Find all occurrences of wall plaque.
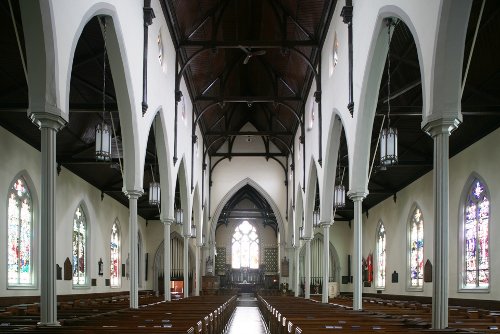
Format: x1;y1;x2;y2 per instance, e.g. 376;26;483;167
281;257;289;277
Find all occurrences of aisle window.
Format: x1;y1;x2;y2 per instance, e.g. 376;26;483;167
72;205;88;286
7;176;34;287
462;178;490;289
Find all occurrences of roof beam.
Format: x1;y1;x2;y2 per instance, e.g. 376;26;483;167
205;131;293;136
179;40;317;48
211;152;287;157
195;96;301;103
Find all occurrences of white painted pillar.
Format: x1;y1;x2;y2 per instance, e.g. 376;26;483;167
30;113;66;326
195;245;201;296
424;118;459;329
322;223;331;303
162;218;173;301
348;191;366;311
294;245;300;297
124;190;143;309
184;236;190;298
304;238;311;299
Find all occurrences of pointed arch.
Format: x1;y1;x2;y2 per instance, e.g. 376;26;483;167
153;107;173;220
406;202;424;291
176;157;191;235
299;232;340;282
192;184;202;244
304;158;319;238
72;201;90;287
110;218;121;288
375;220;386;289
294;185;304;246
351;7;426;194
152;231;195;295
66;7;141;191
210;178;285;245
458;172;490;291
321;112;345;223
6;171;38;288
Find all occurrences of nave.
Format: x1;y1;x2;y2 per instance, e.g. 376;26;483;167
2;291;500;333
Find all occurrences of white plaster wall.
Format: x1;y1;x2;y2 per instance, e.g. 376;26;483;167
356;126;500;300
0;125;147;297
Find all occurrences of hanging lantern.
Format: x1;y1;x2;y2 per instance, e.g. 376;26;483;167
191;224;197;238
299;226;304;240
312;209;320;228
95;122;112;161
380;127;398;167
334;184;346;208
175;208;183;225
291;233;295;247
379;18;398;169
148;181;160;206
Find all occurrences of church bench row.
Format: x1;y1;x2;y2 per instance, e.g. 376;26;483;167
258;295;496;334
0;295;236;334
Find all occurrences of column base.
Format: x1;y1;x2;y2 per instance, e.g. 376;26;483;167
37;321;61;327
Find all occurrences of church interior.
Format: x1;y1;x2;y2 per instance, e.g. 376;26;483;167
1;0;500;332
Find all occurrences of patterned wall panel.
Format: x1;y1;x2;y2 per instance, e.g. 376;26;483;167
215;247;226;274
264;248;278;273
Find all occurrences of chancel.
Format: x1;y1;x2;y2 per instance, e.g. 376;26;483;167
1;0;500;333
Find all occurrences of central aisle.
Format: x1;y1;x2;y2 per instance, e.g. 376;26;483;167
226;294;267;334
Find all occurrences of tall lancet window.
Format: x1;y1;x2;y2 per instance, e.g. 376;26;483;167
376;221;386;289
72;206;88;286
408;207;424;289
232;221;259;269
7;176;33;286
110;221;121;287
463;178;490;289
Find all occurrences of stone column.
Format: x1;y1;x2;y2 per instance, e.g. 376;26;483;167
162;218;173;301
195;244;201;296
304;238;312;299
184;236;190;298
294;245;300;297
124;190;143;309
30;112;66;327
424;118;460;329
321;222;331;303
348;191;367;311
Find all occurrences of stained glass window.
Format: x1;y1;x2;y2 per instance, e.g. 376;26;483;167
110;221;121;287
409;207;424;288
232;221;259;269
463;179;489;289
376;222;386;288
72;206;87;286
7;176;33;286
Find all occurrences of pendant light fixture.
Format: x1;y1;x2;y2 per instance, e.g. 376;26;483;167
380;18;398;168
312;209;320;228
148;116;160;206
334;152;346;208
95;18;112;162
175;208;183;225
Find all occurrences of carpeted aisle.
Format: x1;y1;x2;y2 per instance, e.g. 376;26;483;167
226;293;267;334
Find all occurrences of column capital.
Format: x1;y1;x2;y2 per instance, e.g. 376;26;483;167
422;117;461;137
320;220;332;227
161;218;174;225
123;189;144;199
348;190;368;201
302;237;313;242
29;111;67;131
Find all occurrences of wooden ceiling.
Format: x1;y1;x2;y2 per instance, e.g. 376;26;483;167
0;1;499;223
